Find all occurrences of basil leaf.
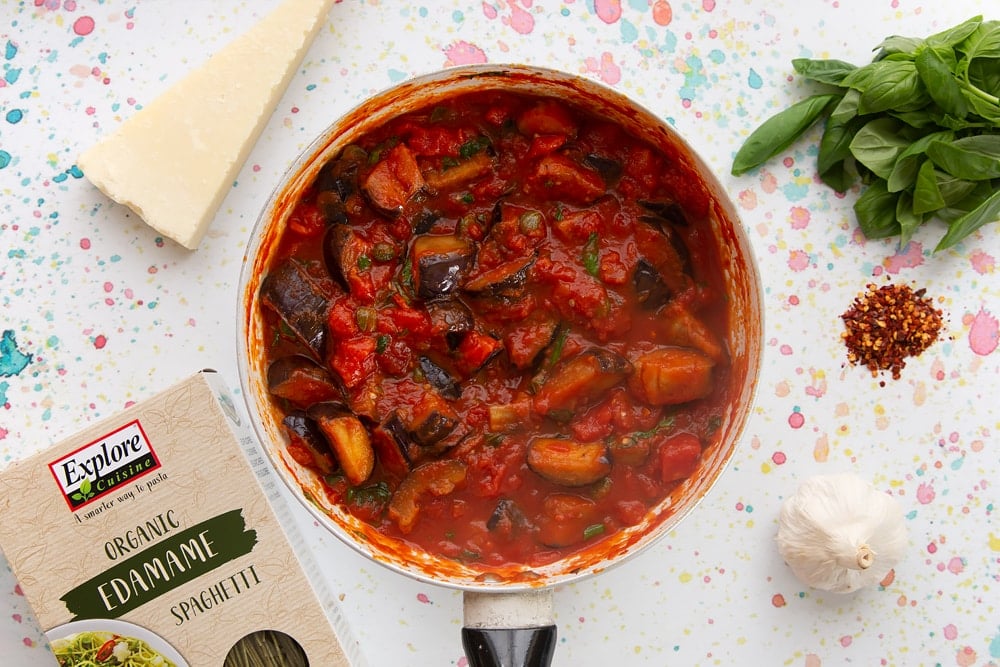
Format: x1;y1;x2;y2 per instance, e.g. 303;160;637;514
915;47;969;118
962;89;1000;123
913;160;946;214
927;15;982;49
935;188;1000;251
873;35;925;60
926;135;1000;179
959;20;1000;62
830;88;861;125
818;116;862;192
858;60;929;114
895;191;923;247
886;130;954;192
849;117;910;179
792;58;857;85
889;108;937;129
936;171;979;207
840;62;881;91
854;181;901;239
731;93;840;175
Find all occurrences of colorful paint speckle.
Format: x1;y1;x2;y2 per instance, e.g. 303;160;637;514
1;0;998;665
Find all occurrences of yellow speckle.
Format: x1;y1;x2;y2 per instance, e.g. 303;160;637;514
813;435;829;462
874;403;885;415
678;571;693;583
889;479;903;488
761;462;772;473
988;532;1000;552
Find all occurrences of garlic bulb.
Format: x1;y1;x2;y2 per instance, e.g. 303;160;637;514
776;473;907;593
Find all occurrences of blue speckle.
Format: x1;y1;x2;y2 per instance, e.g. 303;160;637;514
418;7;428;17
0;330;33;378
69;36;84;48
561;7;570;16
906;509;918;520
305;83;317;91
620;19;638;43
98;51;108;64
950;457;964;471
4;40;16;60
68;165;83;178
4;67;21;84
781;182;810;201
388;69;407;83
708;49;725;65
748;68;763;89
0;381;8;405
452;10;464;22
0;150;10;169
53;173;68;183
6;109;23;124
110;255;122;263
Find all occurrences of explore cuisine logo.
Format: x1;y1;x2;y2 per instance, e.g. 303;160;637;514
48;420;162;510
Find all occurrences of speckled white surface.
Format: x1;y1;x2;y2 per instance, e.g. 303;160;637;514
1;1;997;665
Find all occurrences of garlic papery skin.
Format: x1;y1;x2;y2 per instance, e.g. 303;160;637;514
776;473;908;593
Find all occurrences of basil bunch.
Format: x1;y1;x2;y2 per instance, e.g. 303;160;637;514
732;16;1000;251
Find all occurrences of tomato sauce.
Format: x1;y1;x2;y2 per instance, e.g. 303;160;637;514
257;89;733;569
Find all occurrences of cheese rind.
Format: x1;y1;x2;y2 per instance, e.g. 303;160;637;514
78;0;335;250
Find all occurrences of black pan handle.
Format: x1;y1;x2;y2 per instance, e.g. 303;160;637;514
462;589;556;667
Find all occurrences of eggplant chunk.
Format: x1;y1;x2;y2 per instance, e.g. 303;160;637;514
503;313;561;370
583;154;622;182
260;260;330;360
362;143;426;214
418;355;462;400
316;144;368;201
307;402;374;485
388;459;467;534
267;355;342;408
627;347;715;406
411;234;475;300
528;437;611;487
632;258;672;310
487;498;530;538
463;255;536;299
281;411;336;475
372;412;414;478
423;152;494;192
426;299;474;349
531;153;605;205
639;199;688;227
536;493;600;548
323;224;367;293
638;216;692;278
533;348;632;419
408;391;459;447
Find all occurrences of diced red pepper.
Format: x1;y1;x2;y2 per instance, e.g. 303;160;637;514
95;638;117;663
329;336;378;389
287;202;325;237
527;134;567;159
455;330;503;376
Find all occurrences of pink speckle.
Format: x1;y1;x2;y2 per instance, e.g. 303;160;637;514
771;593;786;607
947;557;965;574
584;52;622;85
482;2;498;19
252;164;261;172
969;249;995;274
772;451;787;465
782;157;794;168
943;624;958;640
14;585;23;596
928;542;937;554
882;241;925;273
85;105;95;115
789;206;810;229
64;0;76;9
702;0;716;10
102;281;113;293
416;592;432;604
458;658;469;667
22;637;34;648
917;482;935;505
805;655;821;667
956;646;977;667
93;334;107;349
760;172;778;194
11;614;21;623
72;15;95;36
788;411;804;429
967;307;998;356
840;635;852;648
79;238;91;250
594;0;622;23
443;40;488;67
737;188;758;210
779;344;793;355
651;0;673;25
788;249;810;271
501;0;535;35
788;295;800;306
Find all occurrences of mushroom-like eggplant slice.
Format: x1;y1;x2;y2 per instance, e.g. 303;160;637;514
527;437;612;487
322;224;369;293
281;411;336;475
307;402;375;486
417;355;462;400
503;313;561;371
583;153;622;183
627;347;715;406
259;260;330;361
267;355;342;409
362;143;426;215
388;459;467;534
639;199;688;227
411;234;475;300
407;391;459;447
532;348;632;419
463;254;536;300
316;144;367;201
426;299;474;349
371;412;414;479
632;258;672;311
487;498;530;538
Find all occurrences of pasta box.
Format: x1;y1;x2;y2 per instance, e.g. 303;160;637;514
0;370;362;666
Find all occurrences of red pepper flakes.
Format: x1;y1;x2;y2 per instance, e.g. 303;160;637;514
840;282;944;382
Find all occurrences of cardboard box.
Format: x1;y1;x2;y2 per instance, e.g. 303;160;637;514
0;370;361;666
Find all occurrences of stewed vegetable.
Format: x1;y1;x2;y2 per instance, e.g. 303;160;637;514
257;89;733;568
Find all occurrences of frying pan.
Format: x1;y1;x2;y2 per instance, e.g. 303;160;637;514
236;64;763;667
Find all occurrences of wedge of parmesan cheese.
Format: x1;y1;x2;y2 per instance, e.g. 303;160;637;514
78;0;335;249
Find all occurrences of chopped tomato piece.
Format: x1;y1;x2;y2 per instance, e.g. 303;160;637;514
363;143;426;213
656;432;702;483
531;154;605;205
287;202;325;237
329;336;378;389
517;100;577;137
455;330;503;376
